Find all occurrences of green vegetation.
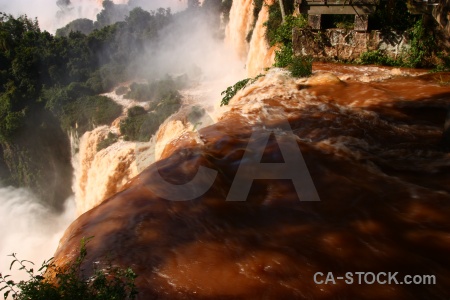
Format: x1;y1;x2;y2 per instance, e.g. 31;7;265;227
62;96;122;134
434;51;450;72
55;18;94;37
358;18;440;69
115;86;129;96
333;15;354;30
220;74;264;106
265;13;311;78
264;0;297;46
119;76;184;141
187;105;205;125
97;132;119;151
358;50;401;66
290;55;313;78
0;2;194;197
406;18;435;68
125;77;187;103
120;87;181;141
0;237;138;300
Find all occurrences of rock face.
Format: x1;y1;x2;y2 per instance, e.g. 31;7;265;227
0;110;73;210
410;0;450;39
54;69;450;299
293;28;409;61
433;0;450;39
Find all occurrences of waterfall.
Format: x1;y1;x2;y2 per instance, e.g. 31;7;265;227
246;0;276;77
224;0;255;61
224;0;275;77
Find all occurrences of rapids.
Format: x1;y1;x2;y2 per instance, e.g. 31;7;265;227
54;66;450;299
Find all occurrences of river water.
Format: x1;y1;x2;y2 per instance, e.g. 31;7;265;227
54;64;450;299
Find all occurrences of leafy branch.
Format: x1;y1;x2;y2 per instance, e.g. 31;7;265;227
1;237;138;300
220;74;264;106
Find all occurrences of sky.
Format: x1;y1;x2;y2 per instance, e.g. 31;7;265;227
0;0;189;33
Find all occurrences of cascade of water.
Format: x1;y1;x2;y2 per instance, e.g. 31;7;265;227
224;0;255;61
246;0;276;77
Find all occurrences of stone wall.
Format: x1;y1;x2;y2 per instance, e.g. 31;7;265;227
292;28;410;62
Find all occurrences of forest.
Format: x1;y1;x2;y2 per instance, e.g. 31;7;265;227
0;0;223;206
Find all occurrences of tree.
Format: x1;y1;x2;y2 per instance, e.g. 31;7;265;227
188;0;200;8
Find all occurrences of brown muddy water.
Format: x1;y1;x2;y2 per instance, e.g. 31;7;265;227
54;64;450;299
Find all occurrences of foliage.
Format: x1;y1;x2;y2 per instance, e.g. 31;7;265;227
333;15;354;30
60;95;123;134
358;50;402;66
264;10;310;78
433;51;450;72
0;237;138;300
274;45;293;68
290;55;313;78
370;0;418;31
120;91;181;141
95;0;130;28
97;132;119;151
0;3;219;198
274;46;312;77
405;18;435;68
55;19;94;37
266;14;307;47
358;19;437;68
220;74;264;106
125;77;188;103
115;86;129;96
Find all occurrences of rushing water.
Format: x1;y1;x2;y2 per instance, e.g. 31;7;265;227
54;66;450;299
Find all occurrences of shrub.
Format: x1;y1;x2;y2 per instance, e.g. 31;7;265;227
125;77;188;103
120;95;181;141
115;86;129;96
97;132;118;151
405;18;435;68
61;95;122;134
0;237;138;300
274;45;293;68
358;50;401;66
125;83;151;102
290;55;313;78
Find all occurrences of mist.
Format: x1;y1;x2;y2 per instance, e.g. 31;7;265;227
129;5;246;109
0;0;244;286
0;187;75;282
0;0;189;33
